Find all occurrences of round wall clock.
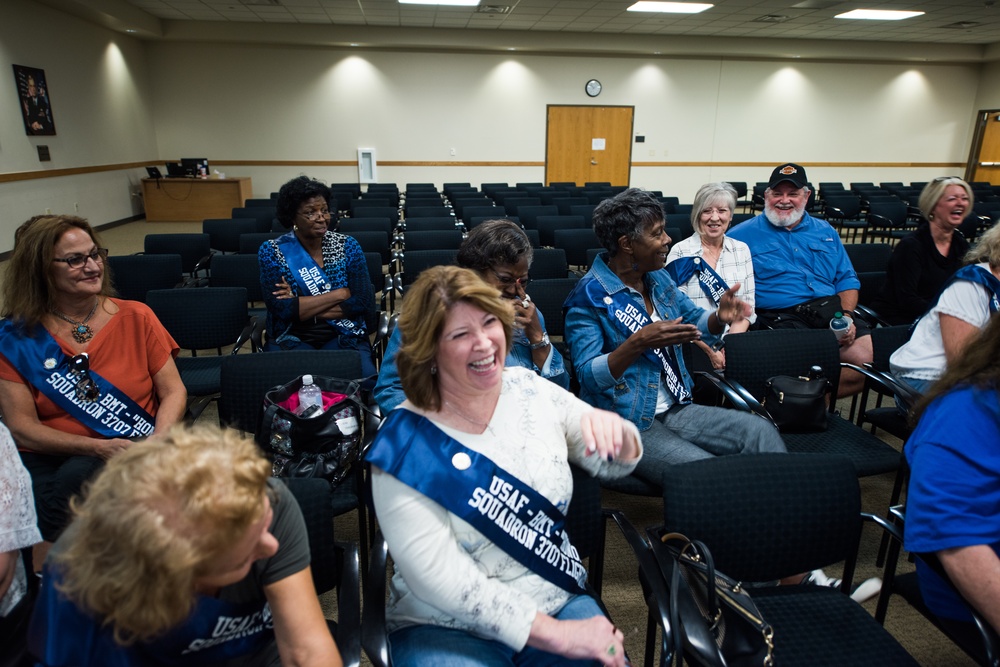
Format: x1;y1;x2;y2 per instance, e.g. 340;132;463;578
585;79;602;97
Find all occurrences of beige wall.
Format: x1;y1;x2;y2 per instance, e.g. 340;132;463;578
0;0;157;250
0;0;992;252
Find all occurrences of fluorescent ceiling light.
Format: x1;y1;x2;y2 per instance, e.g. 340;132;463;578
399;0;480;5
835;9;924;20
627;2;713;14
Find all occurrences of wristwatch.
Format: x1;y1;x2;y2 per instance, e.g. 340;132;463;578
529;332;550;350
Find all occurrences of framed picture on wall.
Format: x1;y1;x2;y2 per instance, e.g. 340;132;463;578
12;64;56;136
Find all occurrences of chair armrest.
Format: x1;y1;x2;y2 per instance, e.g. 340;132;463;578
845;362;919;411
696;372;776;427
192;251;215;278
361;531;391;667
335;539;362;667
824;205;845;220
852;304;890;328
231;316;259;355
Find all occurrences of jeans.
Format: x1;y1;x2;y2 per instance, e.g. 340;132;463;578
634;403;787;487
388;595;607;667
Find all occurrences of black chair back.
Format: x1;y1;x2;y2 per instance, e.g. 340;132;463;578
143;233;211;276
107;254;182;303
239;232;283;255
203;218;258;254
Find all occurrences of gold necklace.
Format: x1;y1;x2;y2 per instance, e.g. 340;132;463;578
444;400;495;436
52;300;99;344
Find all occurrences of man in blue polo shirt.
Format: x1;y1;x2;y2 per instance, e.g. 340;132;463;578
728;163;873;397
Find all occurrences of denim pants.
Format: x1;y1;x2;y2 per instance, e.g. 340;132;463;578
387;595;607;667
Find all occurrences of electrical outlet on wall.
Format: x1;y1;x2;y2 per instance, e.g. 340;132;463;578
450;148;456;156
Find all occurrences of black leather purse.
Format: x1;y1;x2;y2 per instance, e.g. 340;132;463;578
257;375;367;489
763;373;831;432
653;532;775;667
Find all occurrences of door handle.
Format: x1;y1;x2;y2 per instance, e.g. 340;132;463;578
590;159;598;165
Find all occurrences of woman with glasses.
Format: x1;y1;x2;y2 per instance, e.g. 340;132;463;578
258;176;377;379
872;177;973;325
374;219;569;412
0;215;186;554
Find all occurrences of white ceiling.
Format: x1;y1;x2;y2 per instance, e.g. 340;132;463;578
35;0;1000;61
118;0;1000;44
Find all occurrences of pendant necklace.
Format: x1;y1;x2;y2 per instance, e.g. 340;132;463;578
52;300;99;344
444;400;496;436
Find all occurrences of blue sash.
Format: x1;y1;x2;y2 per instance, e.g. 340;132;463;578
665;256;730;306
30;564;274;667
277;233;362;334
0;321;155;438
564;276;692;405
941;264;1000;313
366;409;588;595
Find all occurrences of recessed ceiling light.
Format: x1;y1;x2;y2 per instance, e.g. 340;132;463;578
627;2;713;14
399;0;479;5
125;28;137;32
835;9;924;20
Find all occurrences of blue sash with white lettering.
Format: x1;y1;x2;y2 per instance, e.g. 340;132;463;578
366;409;587;594
277;233;336;299
30;563;274;667
666;256;730;306
564;275;692;405
0;320;155;438
940;264;1000;313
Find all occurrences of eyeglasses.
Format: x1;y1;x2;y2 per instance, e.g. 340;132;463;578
68;353;100;403
52;247;107;270
297;208;331;222
491;269;530;288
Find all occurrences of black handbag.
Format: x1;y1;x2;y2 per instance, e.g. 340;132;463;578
654;532;774;667
256;375;366;489
763;373;831;432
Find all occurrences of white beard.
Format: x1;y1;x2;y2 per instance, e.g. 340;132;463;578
764;202;805;229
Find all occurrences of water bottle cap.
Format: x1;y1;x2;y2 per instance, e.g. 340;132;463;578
302;374;313;385
834;312;843;318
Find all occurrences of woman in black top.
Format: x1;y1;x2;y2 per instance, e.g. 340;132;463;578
872;177;972;325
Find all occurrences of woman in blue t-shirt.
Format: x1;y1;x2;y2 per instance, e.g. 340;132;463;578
905;314;1000;640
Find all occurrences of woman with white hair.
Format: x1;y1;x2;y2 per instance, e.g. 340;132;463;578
666;182;755;370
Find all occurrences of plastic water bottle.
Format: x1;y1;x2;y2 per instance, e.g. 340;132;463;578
829;312;850;341
297;375;324;417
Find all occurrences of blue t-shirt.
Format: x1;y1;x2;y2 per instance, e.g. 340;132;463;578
727;212;859;310
904;384;1000;622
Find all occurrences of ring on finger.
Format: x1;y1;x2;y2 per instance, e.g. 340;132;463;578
607;645;616;656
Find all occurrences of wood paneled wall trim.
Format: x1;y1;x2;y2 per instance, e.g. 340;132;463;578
0;160;966;183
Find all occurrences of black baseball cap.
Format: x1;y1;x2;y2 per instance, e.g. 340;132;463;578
768;163;808;189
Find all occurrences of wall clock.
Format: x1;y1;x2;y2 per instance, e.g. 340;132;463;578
585;79;602;97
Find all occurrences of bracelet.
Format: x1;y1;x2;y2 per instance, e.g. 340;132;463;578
529;332;551;350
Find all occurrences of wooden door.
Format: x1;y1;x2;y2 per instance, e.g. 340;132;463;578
969;109;1000;184
546;105;634;186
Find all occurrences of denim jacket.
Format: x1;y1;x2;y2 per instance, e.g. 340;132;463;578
373;311;569;413
564;253;718;432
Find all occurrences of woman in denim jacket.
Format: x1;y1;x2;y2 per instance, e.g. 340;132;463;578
565;189;785;488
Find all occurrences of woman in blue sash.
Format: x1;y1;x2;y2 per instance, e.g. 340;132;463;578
0;216;186;551
665;182;754;370
374;219;569;412
564;188;786;488
890;222;1000;398
258;176;377;378
27;424;343;667
367;266;642;666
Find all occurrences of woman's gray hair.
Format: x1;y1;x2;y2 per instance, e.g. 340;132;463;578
965;221;1000;271
690;182;738;234
456;219;533;271
919;177;973;222
592;188;664;257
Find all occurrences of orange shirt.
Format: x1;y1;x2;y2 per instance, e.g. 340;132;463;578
0;299;179;440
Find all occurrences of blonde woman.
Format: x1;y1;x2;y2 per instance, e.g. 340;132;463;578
28;425;341;667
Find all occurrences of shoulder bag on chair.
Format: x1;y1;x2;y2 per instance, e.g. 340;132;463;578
653;532;774;667
762;372;831;433
257;375;367;489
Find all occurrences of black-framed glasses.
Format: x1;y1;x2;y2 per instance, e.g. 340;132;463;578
68;353;100;403
297;208;331;222
491;269;530;288
52;247;107;270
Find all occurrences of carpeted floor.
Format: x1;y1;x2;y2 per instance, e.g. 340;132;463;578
43;219;978;666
